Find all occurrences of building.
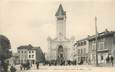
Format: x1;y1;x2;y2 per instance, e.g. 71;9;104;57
74;29;115;65
74;38;89;64
17;44;45;64
88;29;115;65
47;4;75;65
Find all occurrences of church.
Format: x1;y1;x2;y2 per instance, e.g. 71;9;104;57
47;4;75;65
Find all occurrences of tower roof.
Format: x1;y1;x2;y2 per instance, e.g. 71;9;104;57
55;4;66;16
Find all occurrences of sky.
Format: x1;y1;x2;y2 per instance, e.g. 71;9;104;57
0;0;115;53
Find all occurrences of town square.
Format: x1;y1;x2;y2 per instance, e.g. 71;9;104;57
0;0;115;72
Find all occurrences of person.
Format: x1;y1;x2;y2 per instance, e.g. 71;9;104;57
36;62;39;69
106;56;109;64
26;61;30;70
110;56;114;66
20;64;23;70
10;66;16;72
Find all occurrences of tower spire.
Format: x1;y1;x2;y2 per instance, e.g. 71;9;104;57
55;4;66;40
55;4;66;16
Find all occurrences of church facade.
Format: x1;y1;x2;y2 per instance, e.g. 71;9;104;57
47;4;75;65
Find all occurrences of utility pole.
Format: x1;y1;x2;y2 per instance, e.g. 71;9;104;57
95;16;98;66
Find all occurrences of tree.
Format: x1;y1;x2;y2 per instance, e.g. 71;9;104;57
36;47;45;63
0;35;12;72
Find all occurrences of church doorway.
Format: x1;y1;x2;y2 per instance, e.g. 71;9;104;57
56;45;65;65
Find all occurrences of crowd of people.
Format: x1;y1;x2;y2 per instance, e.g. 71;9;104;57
19;61;40;71
0;56;114;72
106;55;114;66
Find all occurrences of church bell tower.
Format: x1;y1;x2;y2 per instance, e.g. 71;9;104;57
47;4;75;64
55;4;66;40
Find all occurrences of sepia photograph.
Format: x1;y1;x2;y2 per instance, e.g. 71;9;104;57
0;0;115;72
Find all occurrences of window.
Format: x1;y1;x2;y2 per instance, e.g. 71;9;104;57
29;55;31;58
25;51;26;53
84;48;86;54
32;51;34;53
78;49;80;55
77;42;80;46
92;44;96;51
100;38;104;42
32;55;34;58
84;41;86;45
81;49;83;54
18;51;20;53
22;51;23;53
98;42;104;50
29;51;31;53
